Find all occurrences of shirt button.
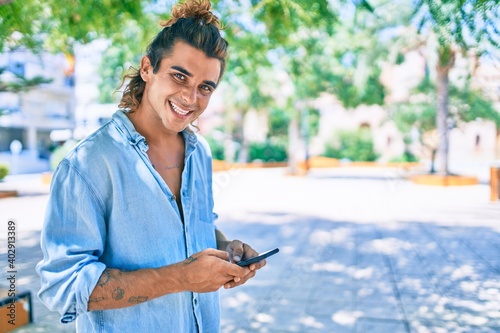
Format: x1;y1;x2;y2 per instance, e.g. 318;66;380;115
171;195;176;201
194;298;198;305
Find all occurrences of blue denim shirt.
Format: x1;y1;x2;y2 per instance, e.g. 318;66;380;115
36;110;220;332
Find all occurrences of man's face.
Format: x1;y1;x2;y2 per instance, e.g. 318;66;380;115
139;41;221;133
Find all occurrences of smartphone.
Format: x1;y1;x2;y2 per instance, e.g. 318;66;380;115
236;248;279;267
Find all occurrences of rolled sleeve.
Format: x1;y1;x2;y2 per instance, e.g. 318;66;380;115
36;160;107;322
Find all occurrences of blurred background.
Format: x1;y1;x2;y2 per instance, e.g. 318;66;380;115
0;0;499;181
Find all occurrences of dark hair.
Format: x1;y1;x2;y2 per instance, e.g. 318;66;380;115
118;0;228;112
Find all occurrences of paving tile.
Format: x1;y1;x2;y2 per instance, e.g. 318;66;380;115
409;319;470;333
355;301;405;321
355;318;409;333
307;299;354;317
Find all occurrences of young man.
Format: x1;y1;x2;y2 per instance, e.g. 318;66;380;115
36;1;265;331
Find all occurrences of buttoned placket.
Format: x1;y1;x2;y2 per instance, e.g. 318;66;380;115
127;126;204;332
180;132;198;254
181;132;203;333
129;135;186;222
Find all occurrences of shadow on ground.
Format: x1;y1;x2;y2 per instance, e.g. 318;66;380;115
2;213;499;332
218;212;500;333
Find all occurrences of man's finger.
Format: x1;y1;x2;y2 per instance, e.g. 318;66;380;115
204;248;230;261
232;242;245;262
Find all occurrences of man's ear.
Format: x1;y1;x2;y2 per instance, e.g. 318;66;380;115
140;56;152;81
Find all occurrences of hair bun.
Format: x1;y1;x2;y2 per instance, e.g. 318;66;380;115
161;0;221;29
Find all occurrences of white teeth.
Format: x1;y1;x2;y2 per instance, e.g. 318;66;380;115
170;101;190;116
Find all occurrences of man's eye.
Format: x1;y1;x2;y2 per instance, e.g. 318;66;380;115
174;73;185;80
200;85;213;94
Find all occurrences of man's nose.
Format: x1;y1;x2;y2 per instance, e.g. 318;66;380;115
181;86;197;105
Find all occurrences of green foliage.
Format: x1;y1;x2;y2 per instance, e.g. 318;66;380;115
412;0;500;52
0;0;149;105
297;9;389;109
268;108;290;138
0;67;52;93
0;163;9;180
329;70;386;108
249;0;337;47
97;19;156;103
215;0;364;151
450;86;500;128
204;135;225;161
49;140;77;171
360;68;386;106
389;152;419;163
306;107;320;138
0;0;145;53
323;129;379;162
392;79;500;144
0;1;46;50
248;141;287;163
397;0;500;173
222;30;273;111
391;102;436;137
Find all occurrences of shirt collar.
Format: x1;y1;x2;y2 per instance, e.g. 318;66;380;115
112;110;198;152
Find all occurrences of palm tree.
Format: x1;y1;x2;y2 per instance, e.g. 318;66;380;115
410;0;500;174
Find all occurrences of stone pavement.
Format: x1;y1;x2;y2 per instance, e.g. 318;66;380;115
1;167;500;332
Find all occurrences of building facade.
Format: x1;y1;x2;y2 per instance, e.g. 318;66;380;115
0;48;75;159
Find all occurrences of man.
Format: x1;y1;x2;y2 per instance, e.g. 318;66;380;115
36;1;265;331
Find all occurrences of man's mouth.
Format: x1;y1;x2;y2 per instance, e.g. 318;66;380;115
169;101;191;116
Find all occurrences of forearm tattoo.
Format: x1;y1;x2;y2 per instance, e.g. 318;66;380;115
97;269;111;287
91;268;150;306
112;287;125;300
128;296;148;304
88;297;105;303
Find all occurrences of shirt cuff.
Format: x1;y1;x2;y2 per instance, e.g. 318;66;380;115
61;261;107;323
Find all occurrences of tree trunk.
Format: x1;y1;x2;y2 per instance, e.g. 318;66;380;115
430;148;437;174
232;109;247;163
435;47;455;175
287;116;301;175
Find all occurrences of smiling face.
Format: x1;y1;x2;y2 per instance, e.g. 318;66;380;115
137;41;221;134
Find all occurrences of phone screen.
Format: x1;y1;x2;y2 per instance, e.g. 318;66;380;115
236;248;279;267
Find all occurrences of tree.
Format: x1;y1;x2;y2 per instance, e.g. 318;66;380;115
406;0;500;174
0;67;52;93
0;65;53;116
392;77;500;173
0;0;145;54
211;10;274;162
213;0;383;169
97;19;159;104
0;0;149;117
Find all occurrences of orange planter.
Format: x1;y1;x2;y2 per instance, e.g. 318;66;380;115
491;167;500;201
0;191;17;199
410;174;479;186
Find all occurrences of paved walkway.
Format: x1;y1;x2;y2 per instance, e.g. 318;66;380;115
1;167;499;332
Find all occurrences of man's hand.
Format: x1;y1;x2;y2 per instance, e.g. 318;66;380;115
180;248;250;293
224;240;266;289
88;248;249;311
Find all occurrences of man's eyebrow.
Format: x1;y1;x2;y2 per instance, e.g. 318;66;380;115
171;66;192;77
171;65;218;89
204;80;217;89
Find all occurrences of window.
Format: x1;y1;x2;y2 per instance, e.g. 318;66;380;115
9;61;25;77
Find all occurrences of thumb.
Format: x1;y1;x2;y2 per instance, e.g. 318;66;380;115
232;242;244;262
